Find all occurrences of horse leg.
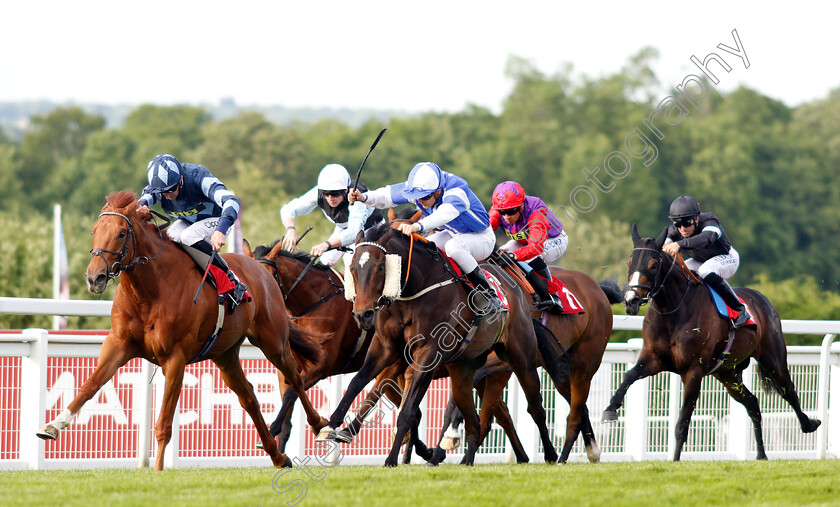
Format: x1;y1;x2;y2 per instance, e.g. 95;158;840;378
213;348;290;468
447;365;482;466
716;368;768;460
272;388;299;454
469;371;511;463
673;368;703;462
264;337;328;435
558;371;597;464
550;374;599;463
334;360;406;443
37;336;136;441
429;397;462;466
603;355;662;421
153;359;187;471
320;337;399;440
383;369;434;467
511;365;558;463
755;351;821;433
492;400;529;463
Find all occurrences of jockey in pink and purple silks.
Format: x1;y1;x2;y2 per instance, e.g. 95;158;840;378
490;181;568;312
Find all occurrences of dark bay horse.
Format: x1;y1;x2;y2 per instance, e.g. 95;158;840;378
35;191;327;470
243;239;374;452
431;265;622;464
602;224;820;460
246;239;526;463
316;222;569;466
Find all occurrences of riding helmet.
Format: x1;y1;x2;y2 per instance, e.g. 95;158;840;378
491;181;526;210
146;154;182;193
317;164;352;191
402;162;443;200
668;195;701;220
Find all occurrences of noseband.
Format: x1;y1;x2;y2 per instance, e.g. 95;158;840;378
627;246;690;315
90;211;162;282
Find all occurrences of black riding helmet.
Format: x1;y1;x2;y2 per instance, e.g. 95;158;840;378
668;195;701;221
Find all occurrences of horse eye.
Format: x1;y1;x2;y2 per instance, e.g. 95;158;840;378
118;230;127;238
377;263;384;272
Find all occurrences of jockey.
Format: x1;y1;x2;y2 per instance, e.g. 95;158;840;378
280;163;384;269
662;195;749;328
137;154;247;305
490;181;568;312
348;162;502;316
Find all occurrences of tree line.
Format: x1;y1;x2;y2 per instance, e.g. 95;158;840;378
1;50;839;342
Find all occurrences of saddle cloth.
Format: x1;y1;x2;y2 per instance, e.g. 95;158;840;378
545;277;585;315
706;284;756;327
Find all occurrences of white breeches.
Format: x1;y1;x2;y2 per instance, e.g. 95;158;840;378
427;227;496;273
167;217;221;245
684;247;740;280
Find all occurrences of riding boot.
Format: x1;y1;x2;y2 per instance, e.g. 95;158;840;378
465;267;503;319
211;251;248;306
526;269;564;313
526;258;564;313
704;272;748;328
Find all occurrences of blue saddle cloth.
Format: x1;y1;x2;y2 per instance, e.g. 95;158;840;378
705;284;730;319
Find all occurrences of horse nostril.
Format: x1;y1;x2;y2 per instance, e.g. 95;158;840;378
362;310;374;321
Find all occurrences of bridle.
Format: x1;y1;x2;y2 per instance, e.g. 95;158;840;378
257;255;345;317
627;246;694;315
90;211;164;283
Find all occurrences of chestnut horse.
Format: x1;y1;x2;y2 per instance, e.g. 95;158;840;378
35;191;327;470
316;222;569;466
602;224;820;460
431;265;621;464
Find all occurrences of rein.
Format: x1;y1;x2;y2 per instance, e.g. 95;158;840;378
90;211;165;283
258;255;345;317
628;246;696;316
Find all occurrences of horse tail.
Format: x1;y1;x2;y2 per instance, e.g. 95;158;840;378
755;362;785;396
599;278;623;305
532;318;571;388
287;323;324;370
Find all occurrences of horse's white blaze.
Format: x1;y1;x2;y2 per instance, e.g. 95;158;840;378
625;272;641;302
358;251;370;268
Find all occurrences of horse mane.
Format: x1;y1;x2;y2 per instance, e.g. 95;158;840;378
253;240;331;271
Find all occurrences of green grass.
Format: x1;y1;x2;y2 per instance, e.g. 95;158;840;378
2;460;840;506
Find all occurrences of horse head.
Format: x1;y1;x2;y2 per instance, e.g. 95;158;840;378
346;224;408;330
623;223;668;314
86;191;151;294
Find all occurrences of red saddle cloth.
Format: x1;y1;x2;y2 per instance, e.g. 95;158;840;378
207;264;251;300
546;277;585;315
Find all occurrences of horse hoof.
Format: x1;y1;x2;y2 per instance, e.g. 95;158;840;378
256;441;263;450
804;419;821;433
314;416;329;433
602;410;618;422
36;425;58;440
383;459;398;468
279;455;293;468
425;461;440;467
440;436;461;451
586;444;602;463
334;429;354;444
315;426;335;442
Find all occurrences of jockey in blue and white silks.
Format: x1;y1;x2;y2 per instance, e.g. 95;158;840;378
348;162;502;315
280;164;384;268
137;154;247;304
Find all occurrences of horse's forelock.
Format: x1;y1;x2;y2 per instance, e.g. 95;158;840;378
104;191;138;214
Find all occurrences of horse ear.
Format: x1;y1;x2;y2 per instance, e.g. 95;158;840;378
268;240;284;258
356;230;365;244
631;223;641;245
387;208;397;221
654;226;669;249
410;210;423;223
242;238;253;258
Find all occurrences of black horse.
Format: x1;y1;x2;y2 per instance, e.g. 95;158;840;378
602;224;820;460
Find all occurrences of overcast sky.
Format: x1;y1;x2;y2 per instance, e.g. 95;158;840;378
2;1;838;113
